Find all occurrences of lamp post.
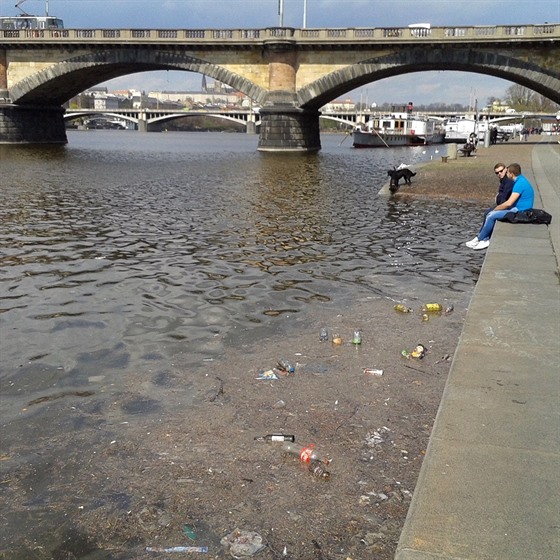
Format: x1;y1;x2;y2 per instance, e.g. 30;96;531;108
303;0;307;28
278;0;284;27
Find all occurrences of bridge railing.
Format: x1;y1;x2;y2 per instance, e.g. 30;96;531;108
1;24;558;42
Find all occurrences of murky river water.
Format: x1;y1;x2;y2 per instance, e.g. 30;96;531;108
0;130;491;558
1;131;484;413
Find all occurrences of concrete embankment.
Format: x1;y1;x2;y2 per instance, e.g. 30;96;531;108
395;138;560;560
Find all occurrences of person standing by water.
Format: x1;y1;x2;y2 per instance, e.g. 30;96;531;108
466;162;535;250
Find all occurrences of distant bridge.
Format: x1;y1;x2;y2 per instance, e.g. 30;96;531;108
64;108;263;132
1;24;559;150
64;108;557;133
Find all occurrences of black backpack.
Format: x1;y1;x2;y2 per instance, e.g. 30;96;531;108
500;208;552;225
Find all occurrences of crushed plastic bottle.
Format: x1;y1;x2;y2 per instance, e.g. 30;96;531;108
282;442;331;465
332;333;343;345
394;303;413;313
421;303;443;313
308;460;331;480
319;327;329;342
254;434;295;443
276;359;295;374
256;369;280;380
445;304;454;313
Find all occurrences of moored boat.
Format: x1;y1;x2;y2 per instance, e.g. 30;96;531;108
353;104;446;148
443;115;479;143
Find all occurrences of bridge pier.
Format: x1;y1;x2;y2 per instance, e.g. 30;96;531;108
246;121;256;134
258;106;321;152
0;104;67;144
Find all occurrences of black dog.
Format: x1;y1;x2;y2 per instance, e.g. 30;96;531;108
388;167;416;193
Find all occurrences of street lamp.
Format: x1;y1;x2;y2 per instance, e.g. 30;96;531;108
278;0;284;26
303;0;307;28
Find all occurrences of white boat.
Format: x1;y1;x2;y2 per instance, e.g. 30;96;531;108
443;115;480;143
443;114;524;143
353;105;446;148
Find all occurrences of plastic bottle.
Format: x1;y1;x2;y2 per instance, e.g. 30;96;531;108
332;333;342;345
421;303;443;313
308;460;331;480
276;359;295;374
282;442;331;465
352;330;362;344
394;303;413;313
445;304;454;314
254;434;295;443
319;327;329;342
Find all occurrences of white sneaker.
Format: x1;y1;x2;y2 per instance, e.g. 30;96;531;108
472;239;490;250
465;237;479;248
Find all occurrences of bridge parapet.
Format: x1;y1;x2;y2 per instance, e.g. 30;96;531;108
1;24;558;44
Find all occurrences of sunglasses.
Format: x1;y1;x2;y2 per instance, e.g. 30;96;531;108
495;168;505;174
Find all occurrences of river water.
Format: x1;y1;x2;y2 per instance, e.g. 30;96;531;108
1;130;491;557
1;131;484;414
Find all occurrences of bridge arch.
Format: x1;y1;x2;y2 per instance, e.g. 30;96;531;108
297;47;560;109
9;48;268;106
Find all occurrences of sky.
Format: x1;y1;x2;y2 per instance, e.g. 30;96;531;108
3;0;560;106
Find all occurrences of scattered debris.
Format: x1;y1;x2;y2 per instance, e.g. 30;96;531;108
365;427;391;447
402;344;426;359
256;369;279;380
363;368;384;377
27;391;94;406
146;546;208;553
221;528;266;558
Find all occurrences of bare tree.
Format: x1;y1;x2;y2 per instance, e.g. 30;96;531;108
505;84;533;109
505;84;559;112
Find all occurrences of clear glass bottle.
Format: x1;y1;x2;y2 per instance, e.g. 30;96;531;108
308;460;330;480
319;327;328;342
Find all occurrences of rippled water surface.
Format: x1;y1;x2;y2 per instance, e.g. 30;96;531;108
1;131;484;412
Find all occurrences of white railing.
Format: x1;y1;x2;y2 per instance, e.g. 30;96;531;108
0;24;558;43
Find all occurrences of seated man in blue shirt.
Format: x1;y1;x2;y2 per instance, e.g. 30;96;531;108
466;162;535;250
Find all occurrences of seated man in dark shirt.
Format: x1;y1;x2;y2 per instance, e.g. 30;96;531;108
467;162;514;239
493;162;514;205
466;163;534;250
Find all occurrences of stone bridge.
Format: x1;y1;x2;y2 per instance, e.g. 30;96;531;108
1;24;559;151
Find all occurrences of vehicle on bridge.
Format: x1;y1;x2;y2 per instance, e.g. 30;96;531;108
1;0;63;30
353;104;446;148
0;15;63;30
